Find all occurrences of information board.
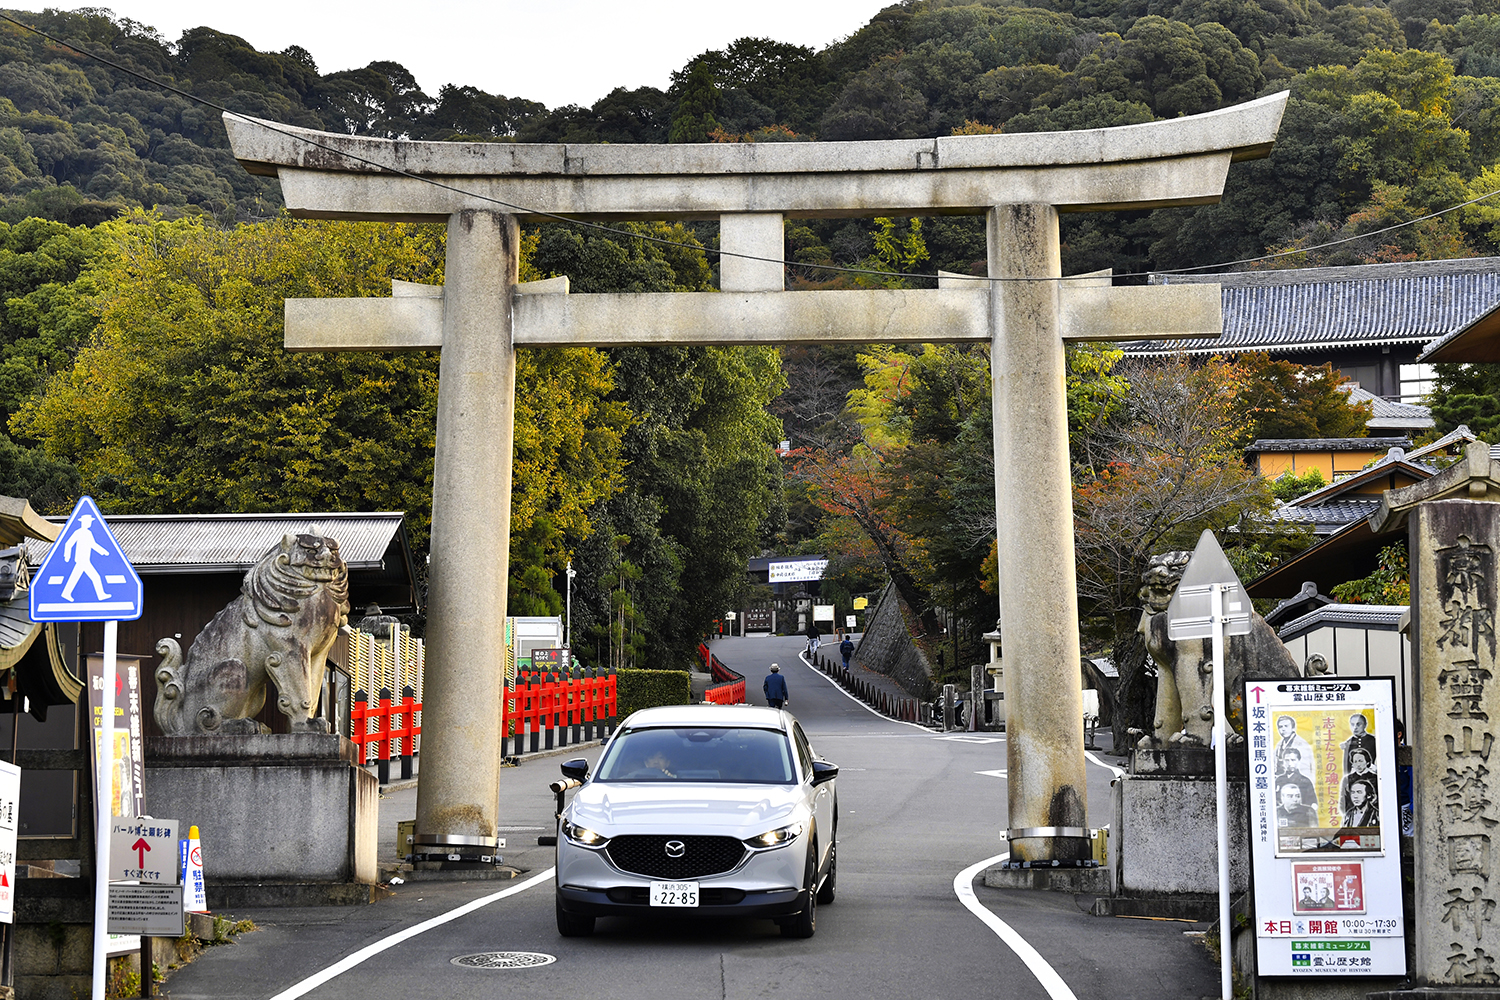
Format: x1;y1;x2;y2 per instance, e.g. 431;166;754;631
107;884;185;937
1247;677;1406;977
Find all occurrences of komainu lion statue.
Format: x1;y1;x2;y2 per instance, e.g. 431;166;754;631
1135;549;1300;749
154;534;350;736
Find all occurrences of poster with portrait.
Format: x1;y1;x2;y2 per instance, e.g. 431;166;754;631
1268;702;1382;856
1291;862;1366;916
1248;677;1405;978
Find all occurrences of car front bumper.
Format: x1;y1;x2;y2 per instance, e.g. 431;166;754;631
556;834;809;919
556;884;807;919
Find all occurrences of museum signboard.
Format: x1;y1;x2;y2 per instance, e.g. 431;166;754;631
1247;677;1406;977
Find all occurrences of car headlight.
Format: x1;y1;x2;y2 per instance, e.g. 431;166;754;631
561;819;610;848
744;822;804;849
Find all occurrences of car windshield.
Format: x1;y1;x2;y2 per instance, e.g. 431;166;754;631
595;727;796;784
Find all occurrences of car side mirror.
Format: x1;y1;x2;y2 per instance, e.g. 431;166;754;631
560;758;590;782
810;760;839;786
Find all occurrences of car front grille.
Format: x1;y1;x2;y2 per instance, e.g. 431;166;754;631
605;835;747;879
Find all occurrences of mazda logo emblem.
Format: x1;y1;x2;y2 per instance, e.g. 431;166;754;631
664;840;686;858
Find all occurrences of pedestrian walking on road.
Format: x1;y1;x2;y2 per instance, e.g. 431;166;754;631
839;635;854;669
804;622;821;657
764;663;788;710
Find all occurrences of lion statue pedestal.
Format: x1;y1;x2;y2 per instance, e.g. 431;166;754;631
143;732;380;905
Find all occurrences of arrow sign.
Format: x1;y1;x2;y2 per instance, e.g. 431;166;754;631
109;819;179;884
29;496;142;622
1165;529;1251;641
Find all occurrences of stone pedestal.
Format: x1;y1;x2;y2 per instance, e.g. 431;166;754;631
144;733;379;906
1092;750;1248;919
1408;500;1500;990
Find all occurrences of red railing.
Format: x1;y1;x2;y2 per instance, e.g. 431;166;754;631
698;643;746;704
352;685;422;782
503;666;618;756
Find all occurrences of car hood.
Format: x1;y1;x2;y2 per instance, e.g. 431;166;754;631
568;781;806;838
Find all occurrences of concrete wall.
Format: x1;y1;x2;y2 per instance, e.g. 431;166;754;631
853;584;933;698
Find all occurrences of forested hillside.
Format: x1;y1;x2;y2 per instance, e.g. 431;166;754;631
6;1;1500;271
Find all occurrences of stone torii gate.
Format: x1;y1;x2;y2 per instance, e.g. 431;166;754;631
226;92;1286;864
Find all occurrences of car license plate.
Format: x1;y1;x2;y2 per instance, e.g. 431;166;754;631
649;881;699;907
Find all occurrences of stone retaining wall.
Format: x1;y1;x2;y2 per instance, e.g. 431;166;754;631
853;583;933;698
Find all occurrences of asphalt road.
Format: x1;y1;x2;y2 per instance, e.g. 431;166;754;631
159;635;1218;999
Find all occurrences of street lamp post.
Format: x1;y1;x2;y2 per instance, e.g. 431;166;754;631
565;560;577;648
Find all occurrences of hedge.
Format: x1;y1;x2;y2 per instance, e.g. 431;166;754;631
615;668;692;718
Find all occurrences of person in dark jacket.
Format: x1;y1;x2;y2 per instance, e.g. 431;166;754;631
764;663;788;709
804;623;821;657
839;635;855;669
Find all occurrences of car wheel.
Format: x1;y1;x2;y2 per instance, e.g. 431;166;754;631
782;841;817;939
816;838;837;905
556;894;595;937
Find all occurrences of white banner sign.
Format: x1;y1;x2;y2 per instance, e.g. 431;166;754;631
1247;678;1405;977
768;560;828;583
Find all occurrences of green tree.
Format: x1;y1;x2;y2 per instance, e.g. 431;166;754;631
668;61;721;144
528;220;785;667
1427;362;1500;437
1227;354;1374;448
13;215;629;570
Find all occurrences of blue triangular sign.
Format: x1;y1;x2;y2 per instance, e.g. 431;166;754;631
29;497;142;622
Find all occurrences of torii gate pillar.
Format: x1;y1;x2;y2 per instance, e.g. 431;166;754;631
416;210;518;855
990;203;1087;858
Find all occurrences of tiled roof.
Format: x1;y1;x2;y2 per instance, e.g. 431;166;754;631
1344;385;1433;430
1276;604;1407;639
1274;498;1382;534
1124;257;1500;355
1247;437;1408;452
20;512;407;573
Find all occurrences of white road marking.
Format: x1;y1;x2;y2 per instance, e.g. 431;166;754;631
948;745;1123;996
797;650;933;732
1084;749;1126;779
266;867;555;1000
954;852;1079;1000
936;735;1003;744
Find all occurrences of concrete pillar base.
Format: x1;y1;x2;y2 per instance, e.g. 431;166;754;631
983;865;1112;894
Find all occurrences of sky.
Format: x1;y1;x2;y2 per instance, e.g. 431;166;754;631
7;1;894;109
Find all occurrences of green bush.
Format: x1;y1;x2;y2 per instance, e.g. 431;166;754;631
615;669;692;718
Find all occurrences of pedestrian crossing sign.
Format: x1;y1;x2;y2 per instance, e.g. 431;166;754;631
29;496;142;622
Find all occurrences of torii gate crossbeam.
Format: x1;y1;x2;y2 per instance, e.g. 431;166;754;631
226;93;1287;864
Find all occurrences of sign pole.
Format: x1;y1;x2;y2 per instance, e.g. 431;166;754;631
92;618;117;1000
1212;582;1231;1000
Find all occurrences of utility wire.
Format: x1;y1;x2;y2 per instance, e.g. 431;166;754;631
5;10;1500;285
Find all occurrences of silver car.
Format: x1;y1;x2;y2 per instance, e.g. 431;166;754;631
554;704;839;938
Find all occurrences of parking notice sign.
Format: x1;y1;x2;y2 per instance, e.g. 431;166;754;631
29;496;142;622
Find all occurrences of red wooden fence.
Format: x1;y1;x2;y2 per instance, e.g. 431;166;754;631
698;643;746;704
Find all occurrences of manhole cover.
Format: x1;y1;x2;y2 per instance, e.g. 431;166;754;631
451;951;557;970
